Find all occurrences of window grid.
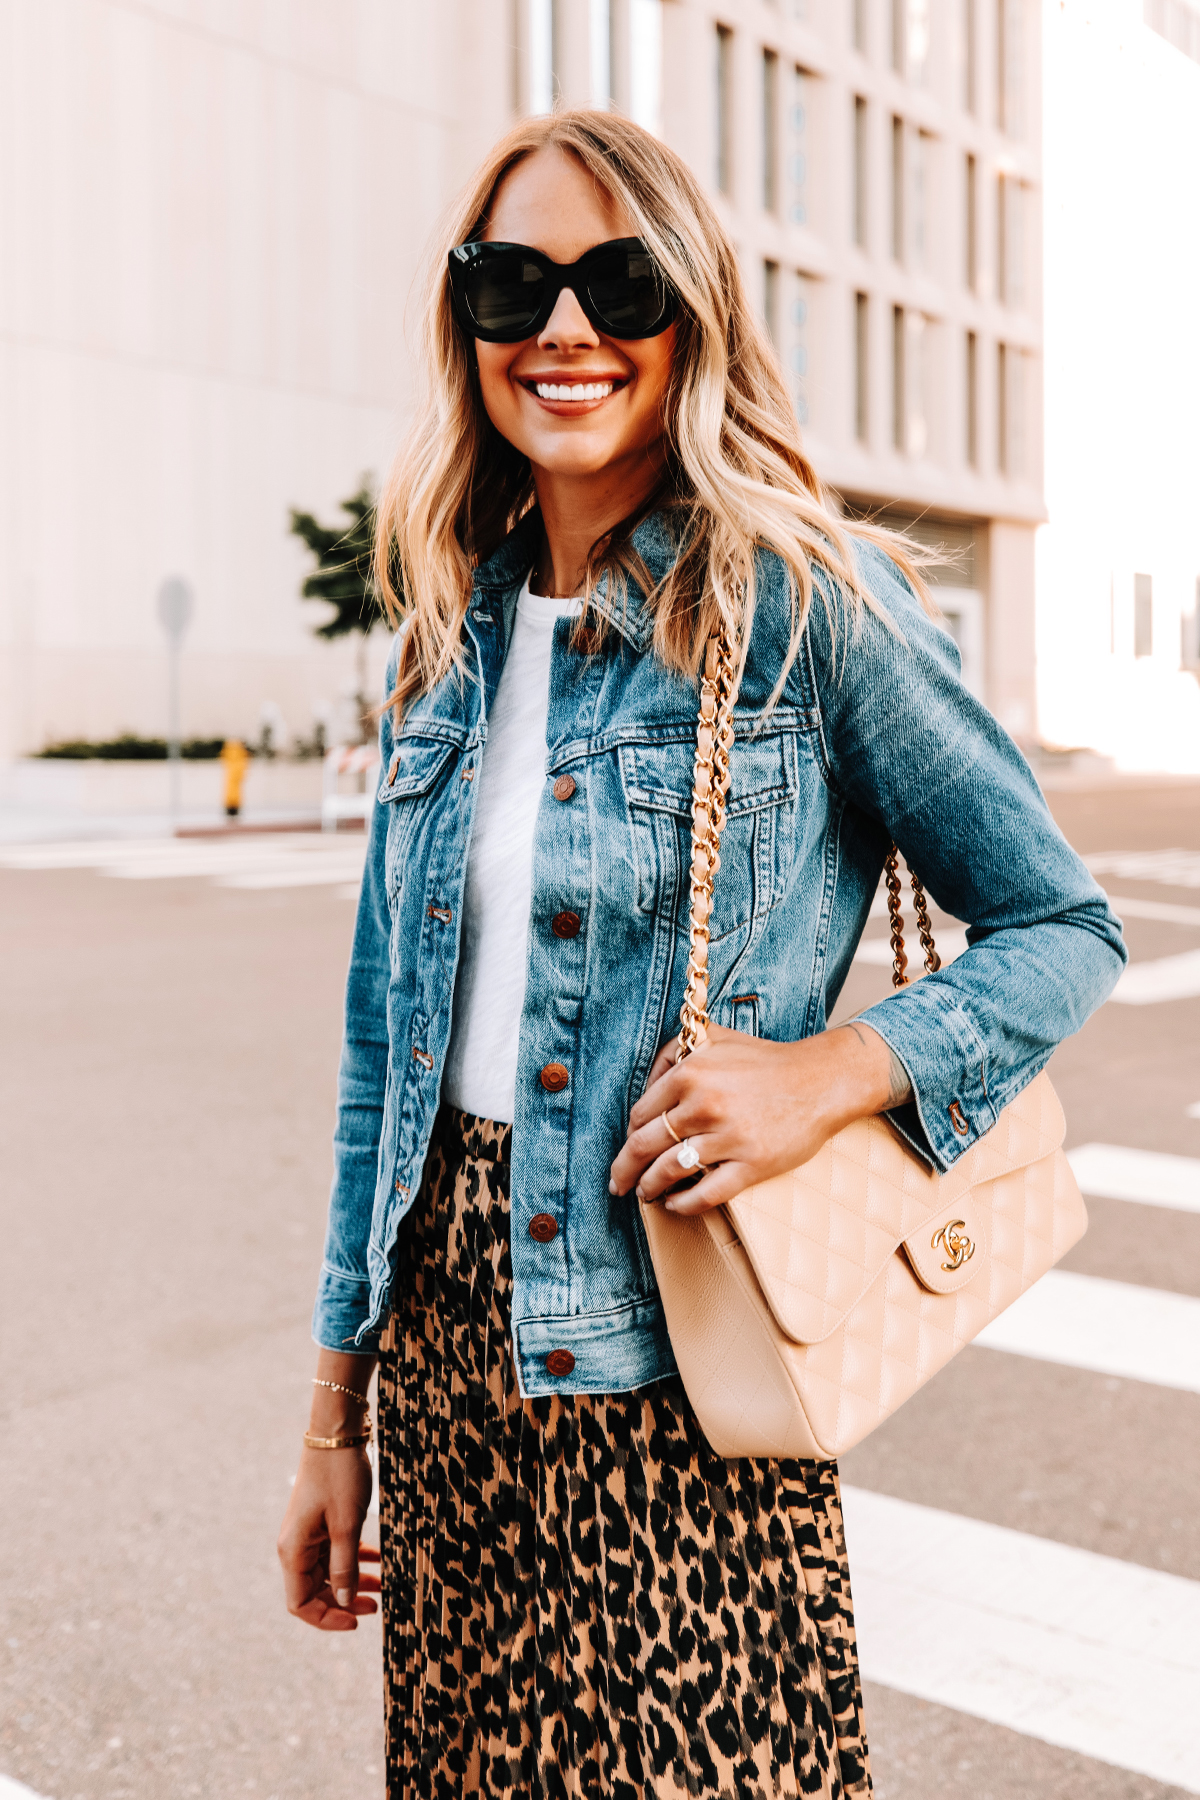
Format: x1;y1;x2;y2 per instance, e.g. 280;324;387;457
893;304;906;450
763;50;779;213
1134;574;1154;658
853;96;868;246
855;292;870;442
716;25;734;195
965;330;978;466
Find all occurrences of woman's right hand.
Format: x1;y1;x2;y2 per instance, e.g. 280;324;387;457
277;1351;380;1630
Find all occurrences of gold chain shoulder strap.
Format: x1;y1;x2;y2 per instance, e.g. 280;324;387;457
677;630;941;1060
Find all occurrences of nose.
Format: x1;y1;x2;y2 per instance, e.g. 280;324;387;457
537;286;600;350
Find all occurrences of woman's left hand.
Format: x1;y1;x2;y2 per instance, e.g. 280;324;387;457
609;1021;909;1214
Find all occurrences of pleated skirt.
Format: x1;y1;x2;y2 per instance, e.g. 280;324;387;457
376;1104;873;1800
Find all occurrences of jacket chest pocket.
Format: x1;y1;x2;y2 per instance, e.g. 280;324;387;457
618;731;799;940
378;736;458;903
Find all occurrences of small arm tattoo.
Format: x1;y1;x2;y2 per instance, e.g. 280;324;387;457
844;1022;914;1110
884;1047;914;1108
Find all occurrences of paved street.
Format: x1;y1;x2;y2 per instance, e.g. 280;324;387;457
2;779;1199;1800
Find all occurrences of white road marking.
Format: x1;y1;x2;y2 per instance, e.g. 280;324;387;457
854;928;969;967
1106;892;1200;926
1084;848;1200;889
974;1268;1200;1394
1110;948;1200;1004
0;834;367;892
1068;1143;1200;1212
843;1485;1200;1793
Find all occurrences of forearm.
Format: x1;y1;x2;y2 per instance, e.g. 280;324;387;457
822;1021;913;1127
308;1348;378;1437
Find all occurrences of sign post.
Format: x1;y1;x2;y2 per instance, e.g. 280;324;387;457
156;577;194;822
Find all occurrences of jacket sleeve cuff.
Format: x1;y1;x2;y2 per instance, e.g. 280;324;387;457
311;1263;382;1355
857;984;1002;1173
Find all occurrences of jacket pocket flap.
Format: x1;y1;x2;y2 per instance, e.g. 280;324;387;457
378;737;456;803
723;1070;1065;1344
620;733;796;819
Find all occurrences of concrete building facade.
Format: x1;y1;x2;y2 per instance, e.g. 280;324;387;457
1;0;1043;761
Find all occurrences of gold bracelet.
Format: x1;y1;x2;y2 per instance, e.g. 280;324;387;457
303;1429;372;1451
311;1377;370;1407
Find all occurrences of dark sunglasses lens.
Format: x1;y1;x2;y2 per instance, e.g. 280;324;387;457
586;247;670;335
464;251;545;336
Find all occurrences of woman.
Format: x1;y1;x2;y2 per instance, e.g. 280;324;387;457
278;111;1124;1797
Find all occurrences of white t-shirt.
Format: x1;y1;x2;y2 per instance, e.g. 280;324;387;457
441;576;581;1123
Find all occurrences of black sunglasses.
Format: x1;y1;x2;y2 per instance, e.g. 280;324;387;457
447;237;678;343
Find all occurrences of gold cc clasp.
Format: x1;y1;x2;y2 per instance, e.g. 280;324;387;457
932;1219;975;1272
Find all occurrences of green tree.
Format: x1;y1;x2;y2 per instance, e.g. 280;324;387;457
289;480;380;741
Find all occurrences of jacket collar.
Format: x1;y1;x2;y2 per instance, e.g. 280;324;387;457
472;506;681;656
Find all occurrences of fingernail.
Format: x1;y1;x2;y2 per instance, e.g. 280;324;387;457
608;1179;617;1194
635;1186;644;1201
336;1589;352;1608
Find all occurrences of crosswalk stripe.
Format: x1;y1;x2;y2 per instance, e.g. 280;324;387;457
1110;948;1200;1004
842;1484;1200;1792
0;835;367;891
1084;848;1200;888
854;929;969;967
1068;1143;1200;1212
1107;892;1200;926
975;1268;1200;1394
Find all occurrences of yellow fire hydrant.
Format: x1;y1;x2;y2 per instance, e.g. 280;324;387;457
220;738;250;818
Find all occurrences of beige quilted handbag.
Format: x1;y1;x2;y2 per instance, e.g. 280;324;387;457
639;634;1088;1460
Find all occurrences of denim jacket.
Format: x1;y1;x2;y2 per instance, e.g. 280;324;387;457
313;510;1125;1393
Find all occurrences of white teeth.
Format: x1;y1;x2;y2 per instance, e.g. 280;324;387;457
534;381;614;401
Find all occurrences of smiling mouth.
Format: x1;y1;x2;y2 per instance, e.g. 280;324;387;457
525;378;625;403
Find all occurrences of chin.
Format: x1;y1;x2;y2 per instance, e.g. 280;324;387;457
529;437;620;476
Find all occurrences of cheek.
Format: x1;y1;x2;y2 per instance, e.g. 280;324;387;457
475;348;519;430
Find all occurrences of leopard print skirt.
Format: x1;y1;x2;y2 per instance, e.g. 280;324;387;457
377;1105;872;1800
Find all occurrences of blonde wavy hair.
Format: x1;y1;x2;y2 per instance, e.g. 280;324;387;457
376;108;931;718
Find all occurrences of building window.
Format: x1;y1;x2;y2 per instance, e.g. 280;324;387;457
965;153;977;288
855;292;870;441
791;272;813;424
763;50;779;213
891;116;905;262
716;25;734;194
763;260;780;347
854;0;868;54
790;67;811;226
998;0;1025;136
997;342;1025;473
1134;574;1154;657
908;0;930;83
590;0;612;106
630;0;662;133
997;176;1024;308
1144;0;1200;68
964;0;977;112
853;96;868;245
911;130;930;268
965;330;978;465
893;305;906;450
529;0;555;114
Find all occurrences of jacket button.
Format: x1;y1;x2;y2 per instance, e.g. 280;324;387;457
528;1213;559;1242
546;1349;575;1377
551;910;581;939
552;774;576;801
540;1062;569;1092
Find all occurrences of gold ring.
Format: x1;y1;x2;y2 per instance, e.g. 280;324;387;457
660;1110;681;1145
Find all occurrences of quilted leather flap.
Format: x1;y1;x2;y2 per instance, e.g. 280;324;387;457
723;1071;1066;1345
